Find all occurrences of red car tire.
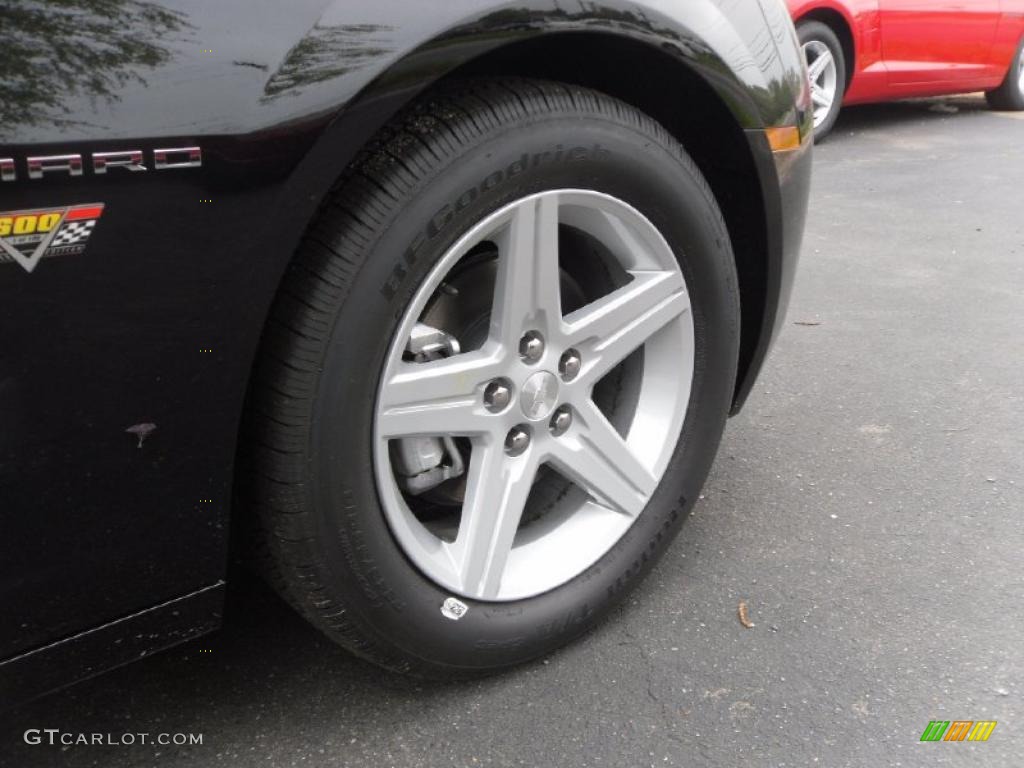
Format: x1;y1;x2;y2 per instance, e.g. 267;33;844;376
797;20;847;141
986;36;1024;111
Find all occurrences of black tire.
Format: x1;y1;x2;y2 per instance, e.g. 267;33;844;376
797;20;847;141
241;78;740;677
986;36;1024;110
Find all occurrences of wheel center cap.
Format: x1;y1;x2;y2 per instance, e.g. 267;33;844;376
520;371;559;421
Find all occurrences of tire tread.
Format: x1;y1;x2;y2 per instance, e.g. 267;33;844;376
240;77;732;676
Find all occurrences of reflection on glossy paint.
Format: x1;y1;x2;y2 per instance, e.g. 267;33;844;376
263;24;395;101
0;0;192;138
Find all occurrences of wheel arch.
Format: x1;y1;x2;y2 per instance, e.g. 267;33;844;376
794;5;856;92
439;34;770;409
270;28;776;411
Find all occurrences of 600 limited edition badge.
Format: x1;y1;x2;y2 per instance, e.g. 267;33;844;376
0;203;104;273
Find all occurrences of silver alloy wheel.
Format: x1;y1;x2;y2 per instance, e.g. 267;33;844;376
374;190;695;601
1018;45;1024;95
803;40;838;128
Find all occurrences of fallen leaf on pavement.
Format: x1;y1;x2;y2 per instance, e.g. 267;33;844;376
738;600;755;629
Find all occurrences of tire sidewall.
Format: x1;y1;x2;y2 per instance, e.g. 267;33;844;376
798;20;846;140
1005;36;1024;108
986;36;1024;110
308;111;739;671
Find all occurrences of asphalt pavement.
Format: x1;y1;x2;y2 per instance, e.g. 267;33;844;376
4;94;1022;768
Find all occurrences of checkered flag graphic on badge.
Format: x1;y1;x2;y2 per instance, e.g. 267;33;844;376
0;203;104;273
51;220;97;247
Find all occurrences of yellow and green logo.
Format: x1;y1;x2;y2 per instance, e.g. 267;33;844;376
920;720;997;742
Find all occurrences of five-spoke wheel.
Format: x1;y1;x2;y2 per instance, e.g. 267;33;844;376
376;191;694;600
246;78;740;676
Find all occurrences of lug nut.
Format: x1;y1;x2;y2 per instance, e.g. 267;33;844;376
559;349;581;381
519;331;545;363
549;406;572;437
505;425;531;456
483;380;511;412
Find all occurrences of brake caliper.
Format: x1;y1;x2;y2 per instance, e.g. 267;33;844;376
392;323;466;495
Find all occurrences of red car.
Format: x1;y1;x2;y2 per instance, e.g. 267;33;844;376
788;0;1024;138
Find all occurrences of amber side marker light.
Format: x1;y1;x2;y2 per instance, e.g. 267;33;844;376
766;125;803;153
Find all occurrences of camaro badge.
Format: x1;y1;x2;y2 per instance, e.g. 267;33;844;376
0;203;104;273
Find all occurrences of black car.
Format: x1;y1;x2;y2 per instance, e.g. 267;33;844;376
0;0;811;703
